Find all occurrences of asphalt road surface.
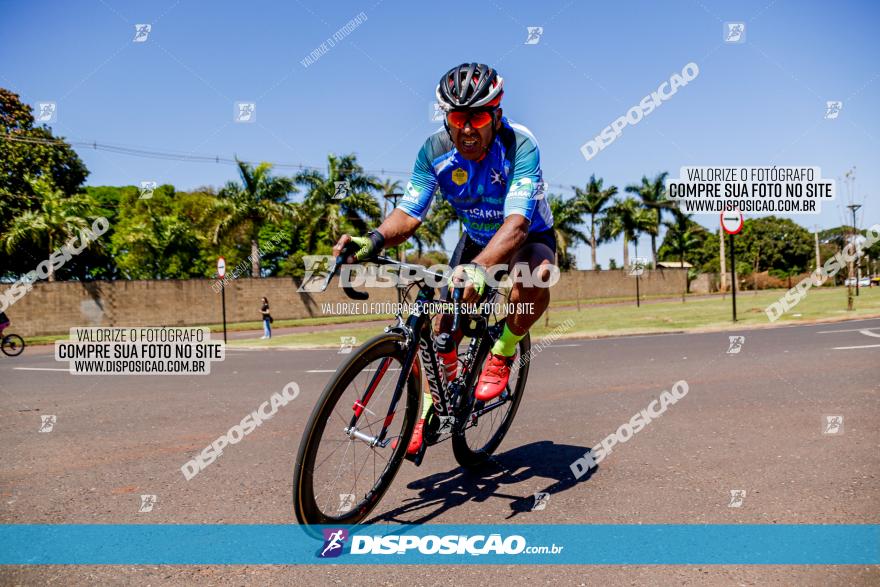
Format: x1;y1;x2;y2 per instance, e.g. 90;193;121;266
1;318;878;585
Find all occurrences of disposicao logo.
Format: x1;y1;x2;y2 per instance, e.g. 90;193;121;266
318;528;349;558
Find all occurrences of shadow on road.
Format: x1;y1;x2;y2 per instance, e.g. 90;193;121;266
368;440;597;524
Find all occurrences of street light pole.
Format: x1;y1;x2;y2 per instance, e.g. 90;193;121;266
634;240;641;307
847;204;862;297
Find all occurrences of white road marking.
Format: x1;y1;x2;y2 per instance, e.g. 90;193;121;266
817;327;880;334
832;344;880;350
13;367;69;372
858;329;880;338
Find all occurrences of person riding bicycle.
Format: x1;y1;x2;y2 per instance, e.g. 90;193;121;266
333;63;556;454
0;311;9;336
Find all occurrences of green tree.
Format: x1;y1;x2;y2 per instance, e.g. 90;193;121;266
740;216;813;275
659;210;705;298
213;160;299;277
625;172;672;265
376;178;402;217
601;197;655;269
574;174;617;270
412;198;455;259
2;176;102;281
1;88;91;277
547;193;589;271
294;154;382;253
109;185;215;279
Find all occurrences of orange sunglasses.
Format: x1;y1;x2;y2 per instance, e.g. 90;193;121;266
446;109;498;129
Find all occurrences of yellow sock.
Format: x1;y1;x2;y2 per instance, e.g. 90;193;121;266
420;391;432;418
491;323;525;357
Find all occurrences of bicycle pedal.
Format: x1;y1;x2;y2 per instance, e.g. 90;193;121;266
423;409;443;444
405;440;427;466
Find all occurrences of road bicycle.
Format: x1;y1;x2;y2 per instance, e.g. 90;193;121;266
293;249;531;525
1;331;25;357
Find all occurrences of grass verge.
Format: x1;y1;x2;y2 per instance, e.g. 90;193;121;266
229;286;880;348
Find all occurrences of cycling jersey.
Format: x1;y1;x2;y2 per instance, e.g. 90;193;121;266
397;117;554;246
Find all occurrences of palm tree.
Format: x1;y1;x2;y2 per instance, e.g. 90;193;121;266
626;172;672;265
3;176;99;281
601;197;655;269
213;160;298;277
377;178;402;218
662;210;704;300
574;175;617;270
547;193;589;270
294;154;382;253
412;198;455;259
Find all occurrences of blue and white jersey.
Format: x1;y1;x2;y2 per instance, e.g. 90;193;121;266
397;117;553;246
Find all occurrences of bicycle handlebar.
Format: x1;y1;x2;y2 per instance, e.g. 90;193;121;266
319;243;489;328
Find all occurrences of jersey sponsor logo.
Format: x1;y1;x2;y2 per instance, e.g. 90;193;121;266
507;177;533;200
466;220;502;232
403;182;421;203
451;168;468;186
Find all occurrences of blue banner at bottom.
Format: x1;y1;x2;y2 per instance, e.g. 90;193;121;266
0;524;877;565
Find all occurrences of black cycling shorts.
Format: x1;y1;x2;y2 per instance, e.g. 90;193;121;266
441;228;557;300
448;228;557;268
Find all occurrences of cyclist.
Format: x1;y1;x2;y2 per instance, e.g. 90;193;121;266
333;63;555;454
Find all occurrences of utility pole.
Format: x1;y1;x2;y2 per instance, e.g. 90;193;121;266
814;225;821;272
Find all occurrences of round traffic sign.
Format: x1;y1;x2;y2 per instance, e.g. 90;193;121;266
721;210;744;235
217;256;226;278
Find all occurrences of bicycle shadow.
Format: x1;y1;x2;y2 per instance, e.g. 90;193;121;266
367;440;597;524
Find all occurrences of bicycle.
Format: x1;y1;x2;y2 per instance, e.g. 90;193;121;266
293;248;531;525
1;331;25;357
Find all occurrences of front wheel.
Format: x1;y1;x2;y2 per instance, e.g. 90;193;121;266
452;333;530;469
293;332;420;525
1;334;25;357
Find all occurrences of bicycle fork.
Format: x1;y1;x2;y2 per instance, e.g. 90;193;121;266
343;317;428;451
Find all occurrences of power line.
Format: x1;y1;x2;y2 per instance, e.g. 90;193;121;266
2;133;578;193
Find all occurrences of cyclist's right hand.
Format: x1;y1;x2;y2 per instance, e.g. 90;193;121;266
332;230;385;264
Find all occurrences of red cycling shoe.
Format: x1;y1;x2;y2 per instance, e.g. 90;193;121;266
393;417;425;455
475;353;514;401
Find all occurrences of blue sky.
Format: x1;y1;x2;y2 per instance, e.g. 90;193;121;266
2;0;878;268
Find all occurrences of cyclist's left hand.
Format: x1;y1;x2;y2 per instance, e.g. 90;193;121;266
452;264;487;304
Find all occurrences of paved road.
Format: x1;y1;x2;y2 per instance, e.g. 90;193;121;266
1;319;878;585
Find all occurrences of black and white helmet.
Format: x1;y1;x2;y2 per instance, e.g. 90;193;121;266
435;63;504;111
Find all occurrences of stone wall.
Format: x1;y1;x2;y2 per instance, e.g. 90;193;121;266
1;268;687;337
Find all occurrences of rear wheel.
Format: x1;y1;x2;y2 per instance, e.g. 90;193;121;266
1;334;25;357
293;333;419;525
452;333;530;469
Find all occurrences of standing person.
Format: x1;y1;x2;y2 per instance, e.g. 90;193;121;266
0;311;9;336
260;297;272;339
